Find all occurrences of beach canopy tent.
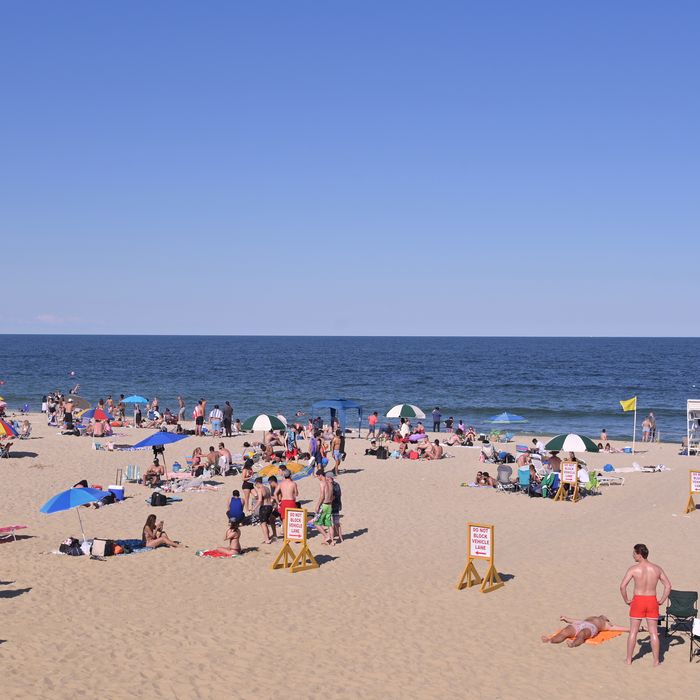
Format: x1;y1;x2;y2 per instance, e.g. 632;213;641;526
311;399;363;434
687;400;700;456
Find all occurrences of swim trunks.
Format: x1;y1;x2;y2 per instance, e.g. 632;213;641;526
630;595;659;619
333;450;341;461
316;503;332;528
259;505;274;524
242;480;254;490
212;420;221;431
195;416;204;426
278;499;297;522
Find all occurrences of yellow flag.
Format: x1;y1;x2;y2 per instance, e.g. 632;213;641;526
620;397;637;412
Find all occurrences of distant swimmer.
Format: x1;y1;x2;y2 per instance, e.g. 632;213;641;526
619;543;671;666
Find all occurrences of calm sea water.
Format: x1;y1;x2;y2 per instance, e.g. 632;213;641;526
0;336;697;441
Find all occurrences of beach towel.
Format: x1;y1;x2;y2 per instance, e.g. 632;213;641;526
114;539;154;555
196;549;240;558
547;628;624;645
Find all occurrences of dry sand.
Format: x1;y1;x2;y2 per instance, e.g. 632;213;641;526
1;416;699;699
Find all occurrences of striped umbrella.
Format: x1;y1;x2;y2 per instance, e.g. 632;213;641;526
241;414;286;431
544;433;599;453
386;404;426;419
0;419;18;438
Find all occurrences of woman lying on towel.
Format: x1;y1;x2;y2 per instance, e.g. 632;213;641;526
542;615;628;647
142;514;180;548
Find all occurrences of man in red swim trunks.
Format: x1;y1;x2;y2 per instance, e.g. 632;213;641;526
619;543;672;666
274;468;299;527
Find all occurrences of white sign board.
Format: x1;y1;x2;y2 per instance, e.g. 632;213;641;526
469;524;492;560
285;508;306;542
690;471;700;494
561;461;578;485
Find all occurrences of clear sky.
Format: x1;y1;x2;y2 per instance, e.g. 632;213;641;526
1;1;698;335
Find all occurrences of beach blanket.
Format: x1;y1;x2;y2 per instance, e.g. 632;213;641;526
196;549;240;558
115;539;154;555
548;628;624;645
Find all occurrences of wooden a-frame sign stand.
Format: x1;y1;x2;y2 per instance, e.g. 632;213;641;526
456;523;504;594
685;470;700;514
553;462;580;503
271;507;319;574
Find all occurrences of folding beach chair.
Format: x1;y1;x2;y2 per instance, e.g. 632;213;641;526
496;465;516;492
517;467;533;496
125;465;141;483
0;525;27;542
664;590;698;660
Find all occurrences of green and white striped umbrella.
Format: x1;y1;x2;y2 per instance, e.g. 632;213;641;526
241;414;286;432
544;433;599;453
386;404;426;419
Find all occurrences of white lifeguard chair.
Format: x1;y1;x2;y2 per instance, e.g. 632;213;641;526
687;400;700;456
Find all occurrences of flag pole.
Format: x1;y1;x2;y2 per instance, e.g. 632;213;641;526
632;401;637;454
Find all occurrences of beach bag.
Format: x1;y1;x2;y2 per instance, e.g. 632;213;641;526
376;446;389;460
59;537;83;556
151;491;167;507
409;451;419;460
91;539;115;557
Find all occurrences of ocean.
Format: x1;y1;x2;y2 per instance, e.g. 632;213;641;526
0;335;697;442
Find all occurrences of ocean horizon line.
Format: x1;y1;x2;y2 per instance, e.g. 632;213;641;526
1;333;700;339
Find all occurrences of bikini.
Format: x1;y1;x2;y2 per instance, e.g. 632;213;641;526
572;620;598;637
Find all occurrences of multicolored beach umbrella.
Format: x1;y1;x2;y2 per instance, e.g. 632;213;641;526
0;419;19;438
488;412;527;423
544;433;599;453
81;408;113;422
386;404;426;419
241;414;286;431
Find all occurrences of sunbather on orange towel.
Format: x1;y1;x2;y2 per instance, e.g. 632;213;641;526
542;615;628;647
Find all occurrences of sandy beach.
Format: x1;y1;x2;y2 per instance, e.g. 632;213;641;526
1;416;699;699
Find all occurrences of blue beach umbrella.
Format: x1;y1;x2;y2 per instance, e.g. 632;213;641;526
40;487;106;542
488;412;527;424
122;395;148;404
131;432;189;449
131;431;189;469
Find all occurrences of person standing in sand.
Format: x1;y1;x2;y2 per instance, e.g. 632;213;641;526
313;468;334;545
274;468;299;525
619;543;671;666
177;395;185;423
222;400;233;437
194;399;204;436
254;477;277;544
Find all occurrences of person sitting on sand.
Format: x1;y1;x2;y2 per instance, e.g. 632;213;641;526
444;429;465;446
211;521;242;556
20;419;31;438
475;470;497;487
266;430;285;447
425;439;444;460
191;447;204;476
548;451;562;472
542;614;627;647
142;514;180;548
143;458;165;487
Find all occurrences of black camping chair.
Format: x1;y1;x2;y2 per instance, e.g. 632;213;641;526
664;590;698;661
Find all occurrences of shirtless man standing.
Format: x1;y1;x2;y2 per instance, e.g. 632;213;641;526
254;477;277;544
274;468;299;525
313;468;334;545
619;543;672;666
177;395;185;423
331;429;343;476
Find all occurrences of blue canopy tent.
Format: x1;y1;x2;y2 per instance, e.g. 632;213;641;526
310;399;363;437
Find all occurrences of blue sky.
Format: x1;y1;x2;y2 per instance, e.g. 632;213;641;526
1;1;697;335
